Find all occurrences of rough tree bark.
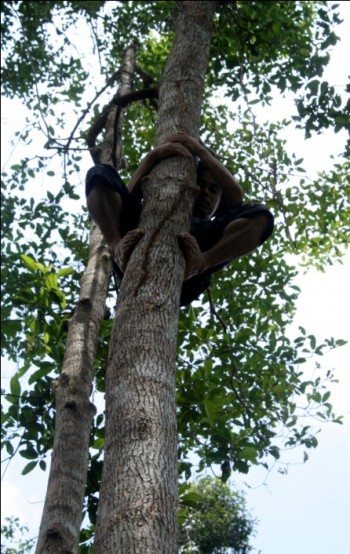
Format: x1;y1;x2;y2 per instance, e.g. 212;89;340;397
35;46;136;554
93;3;219;553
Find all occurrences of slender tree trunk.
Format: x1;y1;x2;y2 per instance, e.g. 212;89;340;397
35;46;136;554
94;3;218;553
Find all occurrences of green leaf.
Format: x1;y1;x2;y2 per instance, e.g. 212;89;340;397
20;254;38;272
181;492;202;509
45;273;58;290
239;446;258;463
269;446;280;459
20;445;38;460
322;391;331;402
39;459;47;471
28;364;54;384
57;267;74;277
22;461;37;475
10;374;21;398
5;441;14;456
309;335;316;350
178;507;188;525
203;399;218;423
308;79;319;95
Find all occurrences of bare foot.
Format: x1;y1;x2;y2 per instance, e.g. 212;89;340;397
178;232;207;280
113;229;144;272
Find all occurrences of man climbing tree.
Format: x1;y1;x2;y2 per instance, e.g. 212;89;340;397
92;4;220;552
86;132;274;306
1;2;348;554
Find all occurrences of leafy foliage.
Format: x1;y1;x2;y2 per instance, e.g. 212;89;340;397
179;477;256;554
1;516;35;554
1;0;348;543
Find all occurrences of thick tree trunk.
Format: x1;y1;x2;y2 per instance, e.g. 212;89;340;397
35;47;136;554
93;3;218;553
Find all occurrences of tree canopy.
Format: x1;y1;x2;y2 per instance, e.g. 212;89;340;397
1;0;349;546
1;517;35;554
179;476;256;554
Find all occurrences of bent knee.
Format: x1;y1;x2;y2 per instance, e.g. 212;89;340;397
254;213;270;230
86;184;123;221
87;181;122;202
252;212;274;244
87;177;116;194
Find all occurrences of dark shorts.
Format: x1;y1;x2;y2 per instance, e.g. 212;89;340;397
86;164;142;237
180;204;274;306
190;204;274;250
86;164;274;306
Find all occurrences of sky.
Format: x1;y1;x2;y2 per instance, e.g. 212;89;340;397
229;5;350;552
234;255;350;554
1;2;350;553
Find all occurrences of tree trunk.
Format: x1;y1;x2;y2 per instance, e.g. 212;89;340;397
93;3;218;553
35;46;136;554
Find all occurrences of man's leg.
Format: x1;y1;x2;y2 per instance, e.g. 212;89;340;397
179;214;270;280
87;180;143;272
87;180;122;255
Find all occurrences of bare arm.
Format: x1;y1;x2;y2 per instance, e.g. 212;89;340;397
165;132;243;209
127;142;192;195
